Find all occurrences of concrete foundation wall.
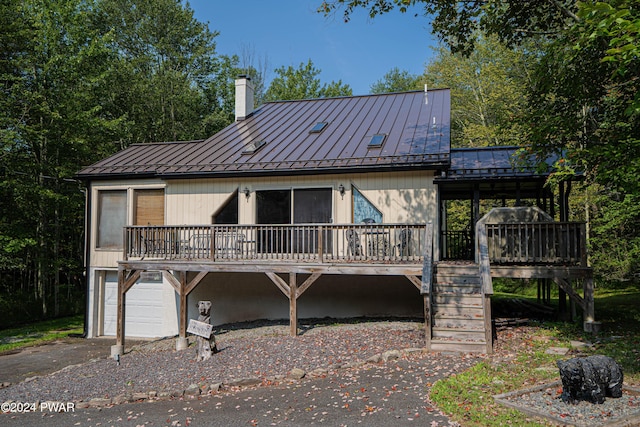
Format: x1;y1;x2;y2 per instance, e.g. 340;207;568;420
187;273;423;327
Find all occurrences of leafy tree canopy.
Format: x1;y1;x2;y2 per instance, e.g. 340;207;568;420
426;34;532;147
370;67;423;94
264;59;352;101
320;1;640;191
319;0;579;54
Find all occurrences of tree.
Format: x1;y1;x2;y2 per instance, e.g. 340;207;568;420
319;1;638;184
426;34;532;147
370;67;423;94
319;0;579;54
264;59;352;101
320;0;640;282
0;0;239;324
0;0;124;319
95;0;219;144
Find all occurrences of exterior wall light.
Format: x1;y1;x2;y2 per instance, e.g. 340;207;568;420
243;187;250;199
338;184;345;199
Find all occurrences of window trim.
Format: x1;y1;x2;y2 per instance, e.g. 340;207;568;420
93;184;166;251
309;121;328;134
95;189;127;250
367;133;387;148
254;186;334;225
242;140;267;154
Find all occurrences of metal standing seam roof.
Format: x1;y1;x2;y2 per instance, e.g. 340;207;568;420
76;90;452;180
439;146;555;181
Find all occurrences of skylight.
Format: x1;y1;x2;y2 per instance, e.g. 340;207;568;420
242;140;267;154
309;122;328;133
368;134;386;148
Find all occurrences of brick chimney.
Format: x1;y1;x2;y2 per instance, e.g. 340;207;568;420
235;75;254;121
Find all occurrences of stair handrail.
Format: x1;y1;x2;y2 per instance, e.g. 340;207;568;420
476;221;494;295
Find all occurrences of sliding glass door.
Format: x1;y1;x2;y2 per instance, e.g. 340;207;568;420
256;188;332;254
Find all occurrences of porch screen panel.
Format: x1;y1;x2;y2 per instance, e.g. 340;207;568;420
97;190;126;249
134;189;165;225
257;190;291;253
293;188;332;223
293;188;332;253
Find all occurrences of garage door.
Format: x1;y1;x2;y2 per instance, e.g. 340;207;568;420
103;271;166;338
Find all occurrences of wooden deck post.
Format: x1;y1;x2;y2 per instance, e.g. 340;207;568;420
111;268;141;357
558;288;568;320
111;267;126;357
289;273;297;337
177;271;189;350
421;222;433;351
583;276;597;331
484;295;493;354
424;295;431;351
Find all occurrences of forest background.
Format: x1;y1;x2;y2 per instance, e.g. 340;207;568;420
1;0;638;327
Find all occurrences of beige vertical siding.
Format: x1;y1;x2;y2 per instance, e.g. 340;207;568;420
166;170;436;226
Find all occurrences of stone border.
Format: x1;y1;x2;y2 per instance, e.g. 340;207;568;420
70;347;427;409
493;381;640;427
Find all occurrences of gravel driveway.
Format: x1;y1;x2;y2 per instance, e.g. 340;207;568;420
0;319;447;404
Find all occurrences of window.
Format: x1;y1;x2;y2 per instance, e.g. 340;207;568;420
353;186;383;223
309;122;328;133
134;189;164;225
293;188;332;224
242;140;267;154
256;188;332;253
97;190;126;249
367;134;386;148
257;190;291;224
213;191;239;224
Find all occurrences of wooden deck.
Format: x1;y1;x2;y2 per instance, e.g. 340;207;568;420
123;223;429;264
112;222;594;355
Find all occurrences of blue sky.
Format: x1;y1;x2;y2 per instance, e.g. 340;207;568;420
186;0;438;95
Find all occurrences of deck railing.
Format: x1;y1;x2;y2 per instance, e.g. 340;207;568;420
123;223;429;263
123;222;588;266
440;229;473;260
484;222;587;266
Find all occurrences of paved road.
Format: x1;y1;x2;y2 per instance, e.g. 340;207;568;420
2;352;468;427
0;337;143;385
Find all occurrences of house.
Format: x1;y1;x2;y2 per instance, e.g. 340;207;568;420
76;76;594;355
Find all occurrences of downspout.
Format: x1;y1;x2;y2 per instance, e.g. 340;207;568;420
82;182;91;338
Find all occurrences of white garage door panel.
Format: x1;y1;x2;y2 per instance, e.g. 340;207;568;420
104;275;166;338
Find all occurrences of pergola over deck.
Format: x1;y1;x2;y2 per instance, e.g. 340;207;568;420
111;216;594;356
437;146;568;233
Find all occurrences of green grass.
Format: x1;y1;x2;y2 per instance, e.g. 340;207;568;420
430;290;640;427
0;315;84;353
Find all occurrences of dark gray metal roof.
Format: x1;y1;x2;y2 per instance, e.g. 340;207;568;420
77;90;451;180
436;146;556;201
439;146;554;181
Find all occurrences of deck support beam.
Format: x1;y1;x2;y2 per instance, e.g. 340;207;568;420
113;268;209;356
177;271;188;350
113;267;141;357
405;275;422;291
265;272;323;336
289;273;297;336
175;270;208;351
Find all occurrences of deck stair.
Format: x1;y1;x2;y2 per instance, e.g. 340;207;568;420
428;263;491;353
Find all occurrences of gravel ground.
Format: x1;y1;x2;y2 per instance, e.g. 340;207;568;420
3;319;640;426
0;319;429;403
499;383;640;426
